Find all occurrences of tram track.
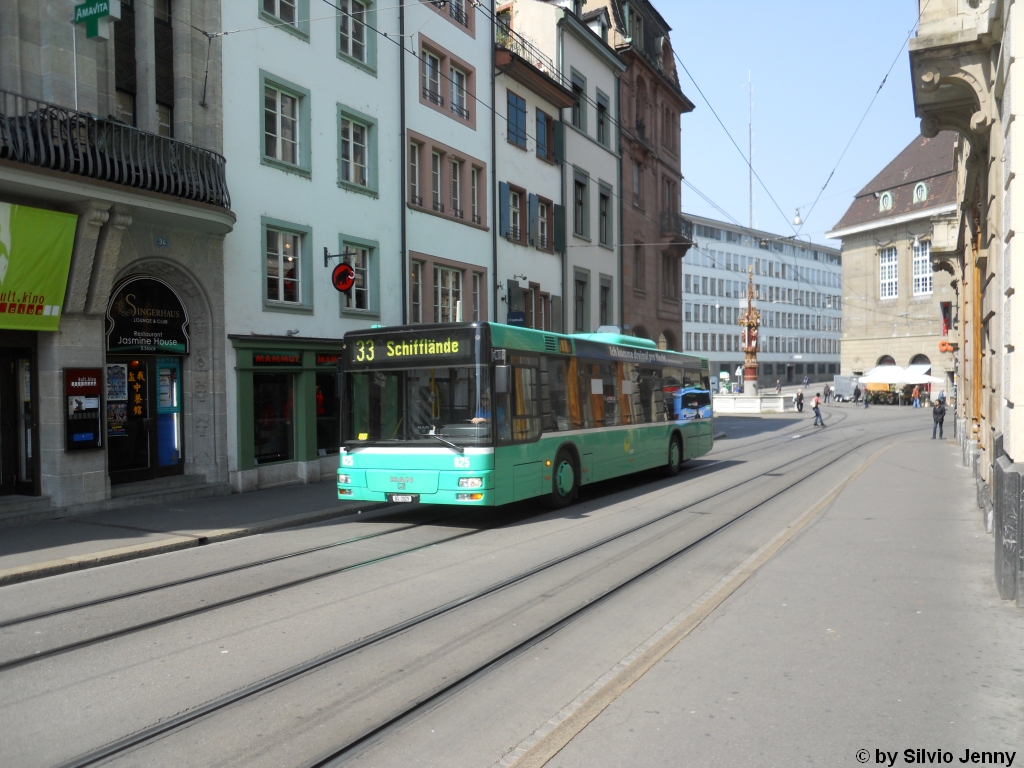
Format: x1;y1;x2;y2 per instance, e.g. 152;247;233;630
0;410;863;674
0;409;844;637
51;423;916;768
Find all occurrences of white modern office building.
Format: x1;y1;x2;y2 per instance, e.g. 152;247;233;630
683;215;843;389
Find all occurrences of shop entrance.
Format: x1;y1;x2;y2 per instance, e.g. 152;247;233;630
106;356;184;484
0;350;34;495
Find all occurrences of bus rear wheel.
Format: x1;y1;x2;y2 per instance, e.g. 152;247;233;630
548;450;577;508
663;435;683;477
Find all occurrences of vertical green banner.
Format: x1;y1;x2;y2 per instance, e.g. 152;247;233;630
0;203;78;331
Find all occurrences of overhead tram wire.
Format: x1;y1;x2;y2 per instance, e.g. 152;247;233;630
795;0;932;235
671;51;797;237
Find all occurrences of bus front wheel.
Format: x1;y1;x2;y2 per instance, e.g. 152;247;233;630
548;450;577;508
664;435;683;477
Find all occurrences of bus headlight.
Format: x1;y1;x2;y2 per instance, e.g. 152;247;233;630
457;493;484;501
458;477;483;488
338;474;352;484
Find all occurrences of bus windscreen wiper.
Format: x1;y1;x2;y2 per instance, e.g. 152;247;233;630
427;433;465;454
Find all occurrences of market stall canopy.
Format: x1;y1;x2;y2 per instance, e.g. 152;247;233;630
858;365;944;386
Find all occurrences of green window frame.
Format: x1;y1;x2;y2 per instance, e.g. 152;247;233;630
570;69;587;134
337;103;379;197
572;168;590;240
260;70;312;177
261;216;314;314
339;232;380;317
596;89;610;146
598;181;613;248
259;0;311;41
337;0;377;75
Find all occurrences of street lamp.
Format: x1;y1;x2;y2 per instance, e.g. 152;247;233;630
792;208;803;227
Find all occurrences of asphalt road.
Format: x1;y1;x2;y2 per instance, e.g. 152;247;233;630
1;405;1018;768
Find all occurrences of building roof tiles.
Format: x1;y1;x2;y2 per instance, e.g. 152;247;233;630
831;131;957;232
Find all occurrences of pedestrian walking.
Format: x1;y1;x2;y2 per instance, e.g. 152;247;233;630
812;393;824;427
802;374;810;387
853;384;861;405
796;390;804;413
912;386;921;408
823;385;831;403
932;398;946;439
775;379;781;394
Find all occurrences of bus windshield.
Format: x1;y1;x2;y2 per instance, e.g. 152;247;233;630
346;366;492;447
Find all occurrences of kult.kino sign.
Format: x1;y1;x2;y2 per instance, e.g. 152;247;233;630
73;0;121;41
105;276;190;355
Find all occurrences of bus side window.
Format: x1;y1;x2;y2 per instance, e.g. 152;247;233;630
638;366;665;422
682;361;702;389
618;363;639;425
543;357;571;432
510;365;541;442
574;359;596;429
596;363;620;427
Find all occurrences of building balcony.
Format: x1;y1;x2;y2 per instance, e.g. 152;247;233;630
0;88;230;209
660;210;694;242
495;25;575;110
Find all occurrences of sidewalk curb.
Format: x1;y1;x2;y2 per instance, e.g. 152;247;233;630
0;501;388;587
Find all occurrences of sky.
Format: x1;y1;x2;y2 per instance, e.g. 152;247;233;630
657;0;923;247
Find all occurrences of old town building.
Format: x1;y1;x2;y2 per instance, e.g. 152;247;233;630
589;0;694;348
826;132;958;393
907;0;1023;605
0;0;232;521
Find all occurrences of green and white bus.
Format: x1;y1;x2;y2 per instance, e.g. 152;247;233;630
337;322;713;507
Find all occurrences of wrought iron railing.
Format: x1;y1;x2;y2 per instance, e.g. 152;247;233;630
660;211;694;241
451;206;464;219
450;102;470;120
449;0;469;27
0;89;230;208
422;87;444;106
495;23;570;91
635;118;647;143
472;213;481;224
432;200;445;213
410;194;423;206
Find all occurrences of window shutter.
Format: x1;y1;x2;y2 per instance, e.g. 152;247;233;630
499;182;510;237
550;295;563;333
553;120;565;165
528;193;539;246
553;204;566;253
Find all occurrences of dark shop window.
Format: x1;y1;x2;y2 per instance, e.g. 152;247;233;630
253;373;294;464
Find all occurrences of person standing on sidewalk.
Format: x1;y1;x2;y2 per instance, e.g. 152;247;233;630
912;385;921;408
812;393;824;427
853;384;861;405
932;398;946;439
776;379;781;394
796;390;804;413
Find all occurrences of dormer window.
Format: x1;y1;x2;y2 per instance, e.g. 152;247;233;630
913;182;929;204
879;191;893;212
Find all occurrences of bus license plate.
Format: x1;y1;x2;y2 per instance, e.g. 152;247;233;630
388;494;418;503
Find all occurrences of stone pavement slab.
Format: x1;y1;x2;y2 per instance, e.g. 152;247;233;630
0;479;382;584
545;434;1024;767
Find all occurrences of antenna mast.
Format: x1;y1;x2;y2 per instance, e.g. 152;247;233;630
748;71;753;229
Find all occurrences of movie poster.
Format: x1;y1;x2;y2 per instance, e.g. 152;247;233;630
106;364;127;401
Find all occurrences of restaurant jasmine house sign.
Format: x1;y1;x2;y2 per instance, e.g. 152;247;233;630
105;276;190;355
73;0;121;41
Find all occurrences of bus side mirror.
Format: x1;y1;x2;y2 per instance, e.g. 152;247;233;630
495;365;511;394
